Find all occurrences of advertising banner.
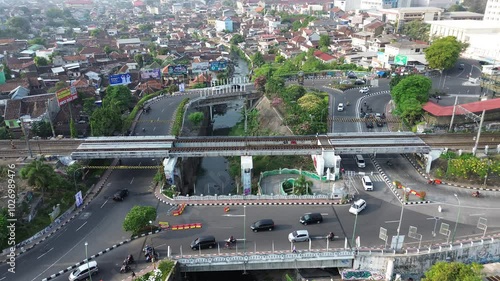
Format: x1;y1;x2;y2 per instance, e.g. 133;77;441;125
209;61;227;71
109;73;132;86
167;65;188;75
75;191;83;208
141;68;161;79
191;62;209;73
179;83;185;92
56;86;78;106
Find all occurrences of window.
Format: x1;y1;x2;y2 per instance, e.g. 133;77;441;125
415;48;420;52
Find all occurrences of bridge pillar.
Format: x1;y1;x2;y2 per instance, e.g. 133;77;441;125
209;105;213;120
241;156;253;195
424;154;433;174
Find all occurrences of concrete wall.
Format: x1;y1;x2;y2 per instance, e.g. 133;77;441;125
354;240;500;280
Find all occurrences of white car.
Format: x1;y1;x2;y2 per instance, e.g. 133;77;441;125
359;87;369;94
349;199;367;215
288;230;310;242
337;103;344;112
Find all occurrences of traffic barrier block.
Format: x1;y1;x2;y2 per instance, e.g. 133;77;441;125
195;223;202;228
190;224;196;229
171;225;178;230
224;207;230;213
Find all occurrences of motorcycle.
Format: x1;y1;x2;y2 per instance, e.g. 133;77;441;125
472;191;481;198
327;232;334;241
123;255;134;265
227;237;236;244
120;264;131;273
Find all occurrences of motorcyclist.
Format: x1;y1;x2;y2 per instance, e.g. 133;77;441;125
327;232;334;241
142;128;145;132
228;236;236;243
473;191;480;197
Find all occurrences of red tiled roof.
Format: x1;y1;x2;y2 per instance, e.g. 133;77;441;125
423;99;500;117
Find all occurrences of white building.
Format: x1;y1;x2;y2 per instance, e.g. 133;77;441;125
484;0;500;21
412;0;455;8
427;20;500;62
335;0;362;12
381;7;443;30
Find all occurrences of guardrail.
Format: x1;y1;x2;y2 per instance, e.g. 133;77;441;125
172;194;334;201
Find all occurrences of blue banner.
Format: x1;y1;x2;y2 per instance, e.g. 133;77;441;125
109;73;132;86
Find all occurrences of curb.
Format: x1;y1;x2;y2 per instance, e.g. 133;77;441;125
1;159;118;264
402;154;500;192
370;155;432;205
154;189;345;206
41;230;162;281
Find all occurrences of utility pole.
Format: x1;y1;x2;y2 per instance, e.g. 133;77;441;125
46;100;56;137
448;96;458;132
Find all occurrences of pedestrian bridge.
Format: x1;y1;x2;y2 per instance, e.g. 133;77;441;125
173;250;355;272
70;132;431;159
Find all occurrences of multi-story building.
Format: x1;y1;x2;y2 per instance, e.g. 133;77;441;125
381;7;443;31
215;17;234;32
484;0;500;21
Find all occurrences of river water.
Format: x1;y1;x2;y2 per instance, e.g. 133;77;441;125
193;55;250;196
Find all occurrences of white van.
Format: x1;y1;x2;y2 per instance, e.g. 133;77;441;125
349;199;367;215
69;261;98;281
355;155;365;168
362;176;373;191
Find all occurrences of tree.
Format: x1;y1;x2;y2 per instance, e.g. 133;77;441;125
464;0;487;13
254;75;267;93
90;106;123;136
423;261;482;281
230;34;244;45
134;54;144;68
0;127;12;140
2;63;13;80
251;52;265;67
448;4;466;11
104;85;133;112
298;93;323;113
275;55;285;63
28;38;46;47
31;121;52;138
34;57;49;66
69;118;77;138
20;160;55;200
391;75;432;125
48;81;69;93
8;17;30;33
293;175;313;195
265;77;285;97
82;97;96;115
402;20;430;42
425;36;464;71
0;209;8;250
188;112;204;126
123;206;157;235
319;34;331;48
89;28;102;37
282;85;306;103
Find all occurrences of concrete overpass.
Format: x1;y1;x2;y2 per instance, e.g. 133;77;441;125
70;132;431;160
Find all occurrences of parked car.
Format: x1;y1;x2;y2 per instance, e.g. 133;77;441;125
359;87;369;94
113;189;129;201
354;79;365;85
337;103;344;112
288;230;310;242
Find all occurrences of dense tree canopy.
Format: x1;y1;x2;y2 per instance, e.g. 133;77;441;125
402;20;430;42
425;36;464;70
90;86;133;136
251;52;265;67
34;57;49;66
230;34;245;45
123;206;157;235
391;75;432;125
423;262;482;281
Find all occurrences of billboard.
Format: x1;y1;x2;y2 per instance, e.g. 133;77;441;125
75;191;83;208
141;68;161;79
167;65;188;75
394;55;408;66
191;62;209;73
56;86;78;106
109;73;132;86
209;61;227;71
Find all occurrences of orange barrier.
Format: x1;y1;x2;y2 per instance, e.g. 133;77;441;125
224;207;230;213
170;223;202;230
159;222;170;229
172;204;186;216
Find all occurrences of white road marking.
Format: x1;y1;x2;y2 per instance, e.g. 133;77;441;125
0;277;6;280
37;248;54;259
469;213;485;217
153;127;156;131
385;220;399;223
130;177;135;184
75;221;87;232
30;233;97;281
157;117;160;121
100;199;109;209
161;108;165;112
320;213;329;216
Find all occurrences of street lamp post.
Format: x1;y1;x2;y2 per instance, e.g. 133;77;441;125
149;220;156;269
451;194;461;242
351;213;358;247
243;205;246;255
18;119;33;158
84;242;93;281
394;203;405;252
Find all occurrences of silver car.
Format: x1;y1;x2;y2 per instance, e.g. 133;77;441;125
288;230;310;242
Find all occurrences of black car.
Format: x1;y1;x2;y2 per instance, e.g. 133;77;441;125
250;219;275;232
113;189;129;201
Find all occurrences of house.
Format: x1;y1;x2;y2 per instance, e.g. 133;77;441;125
422;99;500;126
3;93;58;131
116;38;141;49
313;50;336;63
215;17;234;32
381;41;429;68
364;21;385;37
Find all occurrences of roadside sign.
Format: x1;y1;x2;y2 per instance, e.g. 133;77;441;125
394;55;408;66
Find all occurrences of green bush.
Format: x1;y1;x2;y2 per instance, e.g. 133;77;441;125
171;98;190;136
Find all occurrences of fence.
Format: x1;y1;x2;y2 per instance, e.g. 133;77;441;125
172;194;331;201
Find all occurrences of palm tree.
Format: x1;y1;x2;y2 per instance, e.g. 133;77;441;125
293;175;313;195
20;160;54;200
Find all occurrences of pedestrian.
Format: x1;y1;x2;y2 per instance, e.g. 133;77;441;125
131;271;136;278
292;245;297;253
